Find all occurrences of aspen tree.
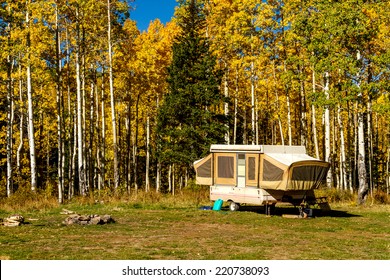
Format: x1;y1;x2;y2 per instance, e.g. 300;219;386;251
107;0;119;189
17;58;24;175
55;2;64;203
75;5;86;195
145;116;150;192
6;21;14;197
324;72;332;187
311;69;319;159
26;0;37;192
356;50;368;204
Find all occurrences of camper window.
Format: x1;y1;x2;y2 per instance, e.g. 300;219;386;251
263;159;284;181
197;158;211;178
248;157;256;180
291;165;328;182
218;156;234;178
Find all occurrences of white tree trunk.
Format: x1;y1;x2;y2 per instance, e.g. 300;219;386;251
145;116;150;192
168;164;172;193
17;59;24;173
356;50;368;204
255;100;259;145
107;0;119;189
156;160;161;193
155;95;160;193
101;72;106;191
26;5;37;192
273;61;284;144
337;105;348;191
71;111;77;198
133;135;138;192
367;98;373;197
284;63;292;146
300;77;307;147
311;69;319;159
55;4;64;203
286;90;292;146
76;7;86;195
233;69;239;144
133;94;140;192
96;82;102;191
6;41;14;197
251;62;256;145
82;54;87;192
224;70;230;144
357;109;368;203
172;164;175;196
65;23;75;198
324;72;332;188
89;82;95;190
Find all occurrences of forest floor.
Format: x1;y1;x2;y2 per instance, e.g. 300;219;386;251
0;198;389;260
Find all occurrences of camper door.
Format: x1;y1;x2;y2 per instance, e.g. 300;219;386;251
239;153;259;187
214;153;236;186
237;154;246;187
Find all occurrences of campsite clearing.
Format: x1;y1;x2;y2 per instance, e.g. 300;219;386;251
0;203;389;260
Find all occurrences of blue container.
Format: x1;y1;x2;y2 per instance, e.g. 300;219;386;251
212;199;223;211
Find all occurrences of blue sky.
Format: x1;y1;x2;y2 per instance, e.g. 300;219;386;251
131;0;178;31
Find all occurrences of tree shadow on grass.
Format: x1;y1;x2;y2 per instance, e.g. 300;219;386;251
230;205;361;218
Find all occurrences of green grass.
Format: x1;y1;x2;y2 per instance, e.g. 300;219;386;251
1;196;389;260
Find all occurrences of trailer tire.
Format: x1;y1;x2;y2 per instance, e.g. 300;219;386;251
229;201;240;211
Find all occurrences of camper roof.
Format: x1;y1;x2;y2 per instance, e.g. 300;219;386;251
210;144;263;153
210;144;306;154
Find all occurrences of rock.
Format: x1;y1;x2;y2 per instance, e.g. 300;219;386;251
90;216;102;225
60;209;75;215
63;214;114;226
64;218;75;225
78;215;91;222
101;215;114;224
62;215;79;225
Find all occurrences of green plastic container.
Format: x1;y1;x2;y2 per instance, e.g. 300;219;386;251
212;199;223;211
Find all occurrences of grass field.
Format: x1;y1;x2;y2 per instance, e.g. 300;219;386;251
1;193;389;260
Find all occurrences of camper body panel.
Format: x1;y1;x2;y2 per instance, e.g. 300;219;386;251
210;186;277;205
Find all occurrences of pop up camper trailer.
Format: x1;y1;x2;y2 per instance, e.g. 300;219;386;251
193;145;330;211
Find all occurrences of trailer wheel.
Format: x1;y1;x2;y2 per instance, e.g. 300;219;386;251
229;201;240;211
